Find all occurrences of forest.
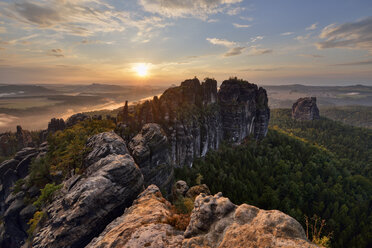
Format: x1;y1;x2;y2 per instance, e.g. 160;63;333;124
176;110;372;248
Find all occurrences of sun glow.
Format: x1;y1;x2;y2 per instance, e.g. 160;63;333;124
133;63;149;77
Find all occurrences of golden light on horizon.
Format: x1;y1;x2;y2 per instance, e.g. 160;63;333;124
133;63;149;77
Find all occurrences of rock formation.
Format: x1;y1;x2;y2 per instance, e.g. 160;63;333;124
117;77;270;168
128;123;173;191
0;147;39;247
16;126;34;150
32;132;144;248
87;185;184;248
218;78;270;141
292;97;320;121
87;185;317;248
183;192;317;248
65;113;90;127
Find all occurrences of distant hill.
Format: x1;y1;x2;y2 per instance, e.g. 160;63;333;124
0;85;57;96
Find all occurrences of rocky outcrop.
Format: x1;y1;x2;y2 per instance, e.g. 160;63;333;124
218;78;270;141
65;113;90;127
47;118;66;133
0;147;39;247
87;185;316;248
31;132;144;248
292;97;320;121
117;77;269;168
183;192;317;248
87;185;184;248
16;125;34;150
129;123;173;191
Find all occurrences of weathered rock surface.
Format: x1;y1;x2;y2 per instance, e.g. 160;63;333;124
84;131;129;166
183;192;317;248
87;185;184;248
292;97;320;121
66;113;90;127
218;78;270;141
0;147;39;248
16;125;34;150
185;184;211;199
117;77;269;168
129;123;173;191
31;132;144;248
172;180;189;200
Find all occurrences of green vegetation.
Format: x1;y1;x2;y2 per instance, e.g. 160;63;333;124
33;183;62;209
270;109;372;178
319;106;372;129
27;211;46;238
176;116;372;247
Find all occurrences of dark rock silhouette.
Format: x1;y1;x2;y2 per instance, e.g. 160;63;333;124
292;97;320;120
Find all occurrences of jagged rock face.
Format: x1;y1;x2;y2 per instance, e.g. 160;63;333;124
84;131;129;166
87;186;317;248
0;147;38;248
16;125;34;150
292;97;320;121
128;123;173;191
117;77;269;167
87;185;184;248
218;79;270;141
47;118;65;133
65;113;90;127
31;132;144;248
183;193;318;248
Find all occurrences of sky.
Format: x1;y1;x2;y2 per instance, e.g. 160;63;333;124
0;0;371;86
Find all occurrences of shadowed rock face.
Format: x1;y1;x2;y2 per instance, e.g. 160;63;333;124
118;77;270;168
0;147;39;248
218;78;270;141
292;97;320;121
129;123;173;192
31;132;144;248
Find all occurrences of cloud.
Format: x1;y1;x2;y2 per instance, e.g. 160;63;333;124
240;67;282;72
332;59;372;66
81;39;114;45
248;47;272;55
224;47;245;57
207;38;236;47
138;0;243;19
48;48;64;57
281;32;293;36
306;23;318;30
0;0;129;36
240;16;253;21
299;54;324;58
233;23;251;28
250;36;264;42
0;26;6;33
227;7;245;16
316;17;372;53
295;33;311;41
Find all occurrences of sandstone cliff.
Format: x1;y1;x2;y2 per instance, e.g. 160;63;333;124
292;97;320;121
88;185;317;248
117;77;270;168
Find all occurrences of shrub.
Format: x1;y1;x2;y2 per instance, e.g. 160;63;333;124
27;211;46;238
305;215;332;248
33;183;62;209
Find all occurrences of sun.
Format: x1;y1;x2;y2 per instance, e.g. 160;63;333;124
133;63;149;77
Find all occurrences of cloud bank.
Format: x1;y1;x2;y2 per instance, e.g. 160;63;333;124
317;17;372;53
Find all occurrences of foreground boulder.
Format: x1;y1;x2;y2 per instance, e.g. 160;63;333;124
31;132;144;248
87;185;184;248
129;123;173;191
183;193;317;248
87;184;317;248
292;97;320;120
